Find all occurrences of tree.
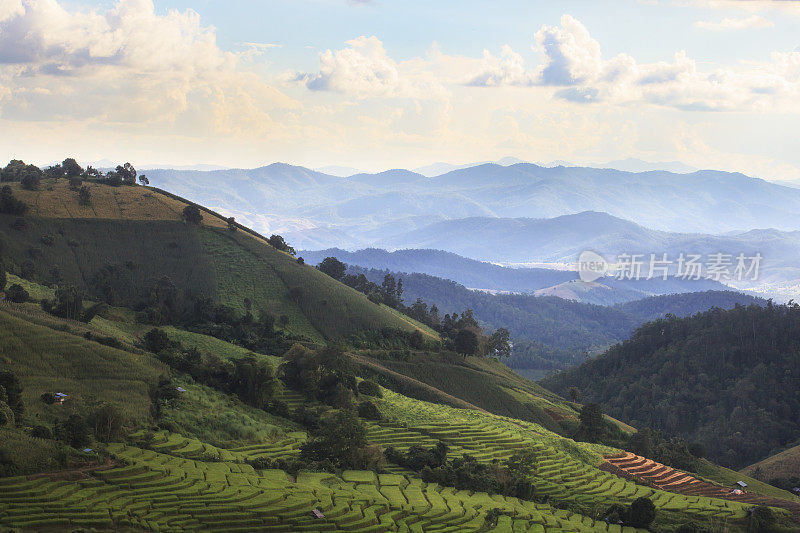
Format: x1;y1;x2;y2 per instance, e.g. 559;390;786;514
575;403;605;443
138;174;149;185
6;284;29;303
0;186;27;215
454;329;479;357
300;410;367;467
57;414;90;448
62;158;83;178
318;257;347;281
116;163;137;185
47;285;84;320
625;497;656;529
68;177;82;190
488;328;511;358
268;234;295;255
20;169;41;190
182;205;203;225
78;186;91;206
143;328;171;353
0;372;23;418
568;387;581;403
227;216;237;231
88;403;124;442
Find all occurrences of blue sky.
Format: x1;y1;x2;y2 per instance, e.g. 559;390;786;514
1;0;800;178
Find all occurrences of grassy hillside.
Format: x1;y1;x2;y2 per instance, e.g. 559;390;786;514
0;310;165;425
743;445;800;483
0;180;430;342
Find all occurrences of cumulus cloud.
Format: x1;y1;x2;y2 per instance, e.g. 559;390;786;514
461;14;800;113
0;0;295;132
292;35;448;100
695;15;773;31
467;45;534;87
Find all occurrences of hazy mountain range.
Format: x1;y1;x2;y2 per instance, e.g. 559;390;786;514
299;247;728;305
144;161;800;298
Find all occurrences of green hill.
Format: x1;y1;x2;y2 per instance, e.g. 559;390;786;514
0;180;432;342
542;304;800;471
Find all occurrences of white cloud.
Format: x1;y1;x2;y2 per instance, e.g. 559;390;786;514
0;0;296;133
292;35;449;100
695;15;773;31
467;45;534;87
463;14;800;113
535;15;603;85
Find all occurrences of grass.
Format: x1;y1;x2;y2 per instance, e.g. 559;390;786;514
0;309;165;426
698;459;799;502
4;273;54;301
2;180;432;343
0;440;639;532
741;444;800;484
156;376;299;449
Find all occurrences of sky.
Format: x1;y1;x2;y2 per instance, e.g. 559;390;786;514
1;0;800;179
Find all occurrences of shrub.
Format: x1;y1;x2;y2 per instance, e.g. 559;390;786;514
358;400;382;420
31;426;52;439
747;506;776;533
56;414;90;448
357;379;382;397
182;205;203;225
625;497;656;529
143;328;171;353
40;392;56;404
78;186;91;206
0;372;23;418
6;284;29;303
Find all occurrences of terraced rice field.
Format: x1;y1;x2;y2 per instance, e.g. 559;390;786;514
605;452;800;519
0;441;639;532
372;391;753;525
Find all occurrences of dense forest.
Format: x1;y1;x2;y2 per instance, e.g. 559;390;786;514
542;303;800;469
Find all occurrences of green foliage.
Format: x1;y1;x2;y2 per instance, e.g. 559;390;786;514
543;303;800;468
87;402;125;442
625;497;656;528
0;185;27;215
0;371;23;418
43;284;83;320
357;400;381;420
454;328;479;356
317;256;346;280
357;379;382;397
300;410;381;469
747;505;776;533
55;414;90;448
6;283;29;303
280;344;358;408
268;234;295;255
78;185;91;206
575;403;605;443
182;204;203;224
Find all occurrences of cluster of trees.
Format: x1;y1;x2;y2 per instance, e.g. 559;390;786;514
279;344;361;409
0;158;148;191
144;329;277;411
40;285;104;323
317;258;510;358
0;372;24;427
385;444;537;500
627;428;704;472
543;303;800;469
603;498;656;529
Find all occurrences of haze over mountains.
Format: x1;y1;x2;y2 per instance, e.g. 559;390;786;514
145;161;800;298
